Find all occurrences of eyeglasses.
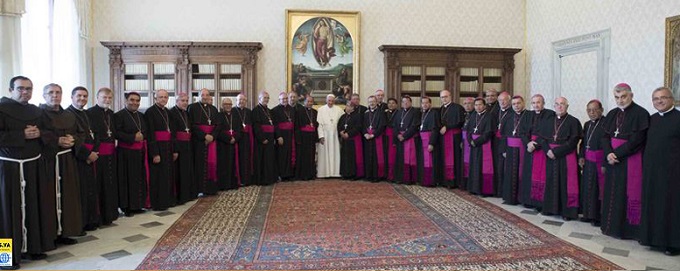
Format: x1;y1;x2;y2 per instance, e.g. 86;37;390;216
652;96;673;102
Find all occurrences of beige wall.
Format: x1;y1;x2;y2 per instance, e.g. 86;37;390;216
90;0;526;103
525;0;680;113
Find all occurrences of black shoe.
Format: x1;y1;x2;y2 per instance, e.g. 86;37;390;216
579;217;592;223
665;248;680;256
0;264;20;270
56;237;78;245
21;253;47;260
562;216;573;221
124;212;135;217
83;224;98;231
592;221;601;227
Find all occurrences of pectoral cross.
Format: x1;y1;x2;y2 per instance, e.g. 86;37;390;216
309;122;314;127
498;123;501;130
268;118;273;125
89;130;94;139
586;145;590;149
512;129;516;136
208;119;212;125
242;123;246;128
344;123;348;130
473;127;478;133
106;129;112;137
420;124;424;130
614;128;619;137
185;128;190;133
400;121;404;128
369;125;372;130
553;134;558;141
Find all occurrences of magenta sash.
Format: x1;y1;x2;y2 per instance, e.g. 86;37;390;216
550;144;579;208
420;131;434;186
98;142;116;156
443;128;462;180
402;133;417;166
176;131;191;141
462;131;471;177
243;125;254;172
154;131;171;141
300;125;315;132
386;127;396;180
530;135;547;202
227;129;241;186
368;128;385;178
278;122;296;167
611;138;643;225
198;125;218;181
585;149;605;200
352;135;364;177
472;134;494;195
261;125;275;133
506;137;525;181
118;140;151;208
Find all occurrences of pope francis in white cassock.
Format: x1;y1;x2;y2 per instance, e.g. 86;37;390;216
317;94;344;178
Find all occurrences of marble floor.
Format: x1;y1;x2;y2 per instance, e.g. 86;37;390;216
19;184;680;270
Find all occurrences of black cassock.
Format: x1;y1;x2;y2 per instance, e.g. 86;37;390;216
362;108;387;181
384;109;397;181
417;109;440;187
500;110;527;205
338;111;363;179
466;111;496;195
439;103;465;188
145;105;175;210
295;106;318;180
519;109;555;208
67;105;100;229
494;108;511;196
41;105;84;240
639;109;680;250
601;102;648;239
169;106;194;204
272;104;296;180
187;102;222;195
392;108;421;184
252;104;277;185
0;98;52;263
217;111;240;190
115;109;148;212
233;106;253;185
536;113;582;219
578;117;607;223
86;105;118;224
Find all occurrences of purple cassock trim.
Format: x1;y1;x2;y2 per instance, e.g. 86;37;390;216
611;138;643;225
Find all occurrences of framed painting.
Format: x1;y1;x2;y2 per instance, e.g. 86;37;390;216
665;14;680;105
286;9;360;105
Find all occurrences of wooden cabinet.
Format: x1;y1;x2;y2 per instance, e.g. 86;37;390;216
379;45;520;107
101;41;262;110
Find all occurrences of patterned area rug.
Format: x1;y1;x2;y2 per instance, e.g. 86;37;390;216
137;180;620;270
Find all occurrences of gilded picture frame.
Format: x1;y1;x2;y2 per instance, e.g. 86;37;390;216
665;14;680;105
286;9;360;105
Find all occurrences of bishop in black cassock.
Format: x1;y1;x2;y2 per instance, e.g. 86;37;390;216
466;98;496;196
417;99;440;187
86;88;118;225
500;96;526;205
362;97;387;182
187;90;222;195
392;97;421;184
169;95;194;204
67;87;100;231
520;95;554;208
145;90;176;210
272;93;296;181
578;100;606;225
217;98;240;190
233;94;253;186
115;92;149;215
639;88;680;255
438;91;465;188
252;92;277;185
601;84;649;240
384;99;398;181
493;94;512;196
294;96;319;180
535;97;581;220
338;103;363;179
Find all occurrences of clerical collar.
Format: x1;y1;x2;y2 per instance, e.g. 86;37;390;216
443;102;450;108
535;110;541;114
478;110;487;115
516;109;525;115
501;107;509;112
619;103;632;111
557;114;566;119
72;105;85;111
659;107;675;116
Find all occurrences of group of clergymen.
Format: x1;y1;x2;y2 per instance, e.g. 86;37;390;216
0;75;678;270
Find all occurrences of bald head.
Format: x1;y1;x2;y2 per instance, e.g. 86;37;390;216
155;89;169;107
440;90;452;105
200;88;211;104
258;91;270;106
554;97;569;116
498;92;511;109
236;93;247;108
